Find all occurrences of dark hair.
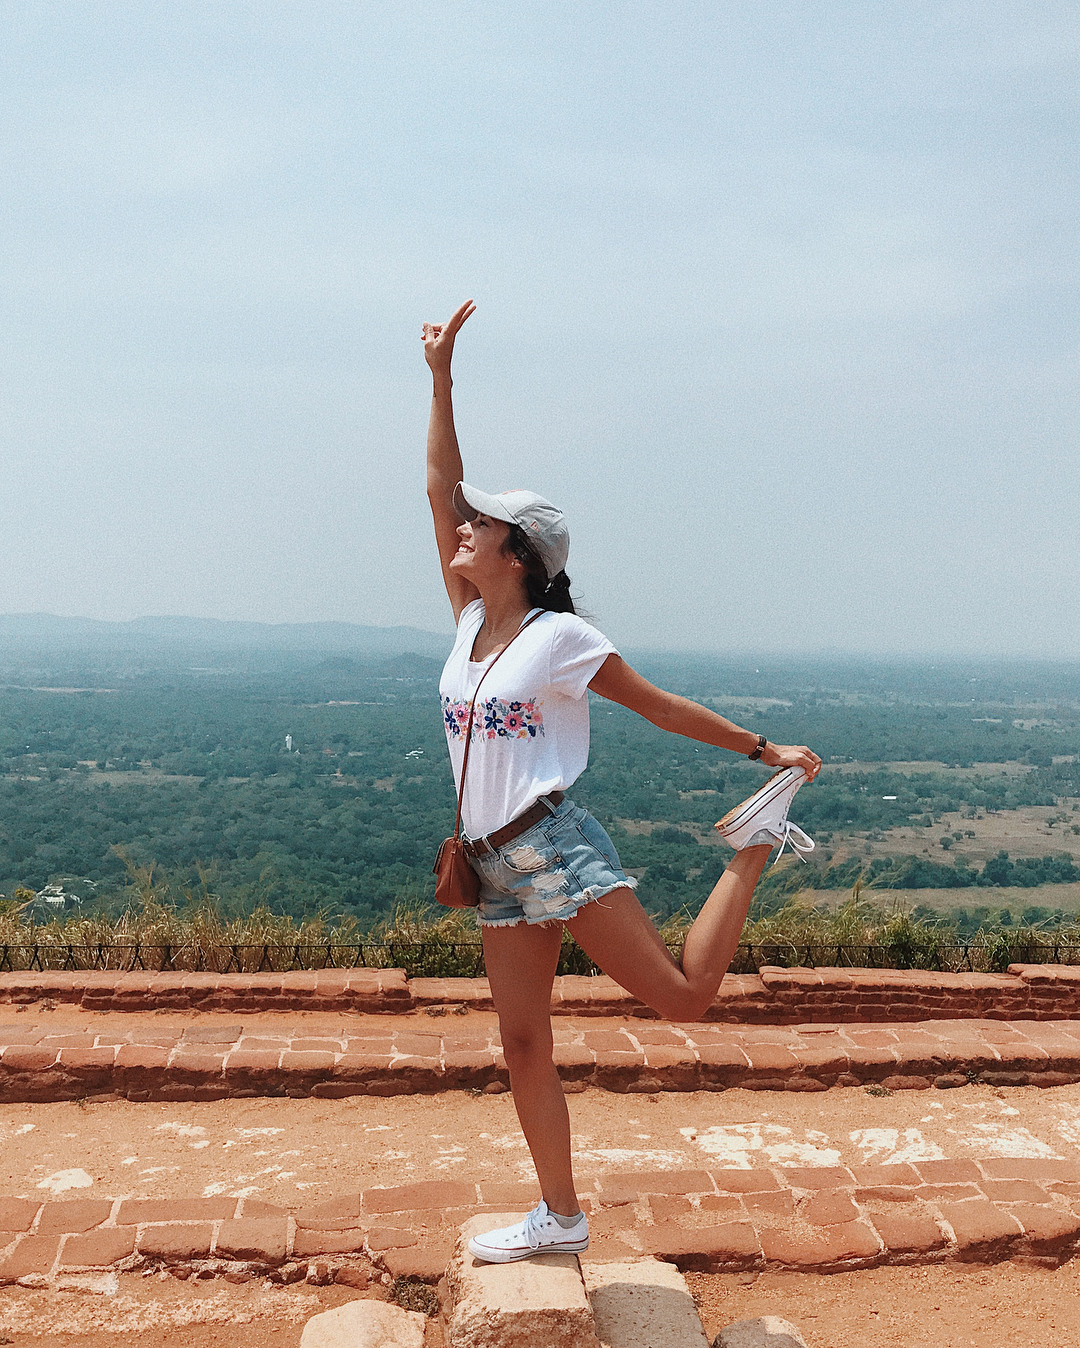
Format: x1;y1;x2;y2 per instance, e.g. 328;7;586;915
504;524;576;614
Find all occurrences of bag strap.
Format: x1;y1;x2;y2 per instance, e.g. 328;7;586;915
452;609;544;842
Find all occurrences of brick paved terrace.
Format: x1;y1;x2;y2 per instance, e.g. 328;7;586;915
4;1006;1080;1102
5;1158;1080;1289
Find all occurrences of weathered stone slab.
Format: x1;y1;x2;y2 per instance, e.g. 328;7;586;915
713;1318;809;1348
299;1298;426;1348
447;1214;601;1348
582;1258;709;1348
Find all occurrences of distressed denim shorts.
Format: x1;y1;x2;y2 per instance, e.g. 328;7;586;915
469;797;637;928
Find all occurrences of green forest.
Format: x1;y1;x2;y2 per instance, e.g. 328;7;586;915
3;649;1080;925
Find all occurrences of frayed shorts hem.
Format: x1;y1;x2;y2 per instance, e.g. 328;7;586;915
477;876;637;929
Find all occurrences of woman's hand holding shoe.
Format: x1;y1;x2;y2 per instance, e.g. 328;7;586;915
760;742;822;781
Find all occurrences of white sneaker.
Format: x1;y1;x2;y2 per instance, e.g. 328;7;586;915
714;767;815;863
467;1201;589;1263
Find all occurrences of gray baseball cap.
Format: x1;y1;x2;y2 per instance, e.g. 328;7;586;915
453;482;570;580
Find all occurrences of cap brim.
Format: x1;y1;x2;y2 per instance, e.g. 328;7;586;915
452;482;518;526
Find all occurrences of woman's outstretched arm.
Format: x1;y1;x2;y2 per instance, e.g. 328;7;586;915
588;654;821;778
423;299;478;622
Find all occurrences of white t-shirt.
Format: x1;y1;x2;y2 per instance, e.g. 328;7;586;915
439;599;618;839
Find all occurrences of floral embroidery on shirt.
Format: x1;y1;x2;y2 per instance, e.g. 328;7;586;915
443;695;545;741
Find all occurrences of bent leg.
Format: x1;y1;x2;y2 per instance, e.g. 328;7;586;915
566;844;771;1021
482;919;581;1217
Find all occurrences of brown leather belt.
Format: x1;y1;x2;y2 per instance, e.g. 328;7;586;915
463;791;565;859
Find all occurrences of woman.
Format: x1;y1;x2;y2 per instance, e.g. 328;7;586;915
423;300;821;1263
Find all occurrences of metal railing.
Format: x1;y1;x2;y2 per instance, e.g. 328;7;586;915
2;939;1080;978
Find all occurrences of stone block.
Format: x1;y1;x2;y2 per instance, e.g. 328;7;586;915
116;1198;237;1225
0;1235;61;1283
446;1214;601;1348
638;1223;760;1272
37;1200;113;1236
299;1298;426;1348
296;1194;361;1229
912;1159;982;1185
1008;1204;1080;1251
870;1211;948;1254
759;1221;880;1268
59;1227;137;1267
0;1198;41;1233
378;1242;453;1282
713;1317;808;1348
215;1218;288;1262
800;1191;858;1227
137;1223;214;1259
582;1258;709;1348
293;1228;368;1257
366;1227;418;1252
364;1180;476;1214
708;1172;780;1195
938;1201;1023;1256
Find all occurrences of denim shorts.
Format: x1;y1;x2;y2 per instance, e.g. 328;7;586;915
468;797;637;928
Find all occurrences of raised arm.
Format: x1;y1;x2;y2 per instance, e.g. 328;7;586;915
423;299;478;622
589;654;822;779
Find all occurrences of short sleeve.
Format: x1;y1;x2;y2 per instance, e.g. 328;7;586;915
547;614;618;700
457;598;484;630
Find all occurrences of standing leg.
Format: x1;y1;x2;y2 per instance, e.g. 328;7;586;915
482;919;581;1217
567;844;772;1021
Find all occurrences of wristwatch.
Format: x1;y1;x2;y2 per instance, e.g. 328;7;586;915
748;734;768;761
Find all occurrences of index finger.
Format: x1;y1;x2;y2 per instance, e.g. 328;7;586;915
445;298;476;337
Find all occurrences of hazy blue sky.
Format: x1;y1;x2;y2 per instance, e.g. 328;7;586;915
1;2;1077;656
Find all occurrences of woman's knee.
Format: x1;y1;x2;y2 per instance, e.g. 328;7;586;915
646;987;713;1023
499;1023;554;1066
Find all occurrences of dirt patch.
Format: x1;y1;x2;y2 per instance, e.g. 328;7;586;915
0;1274;367;1345
688;1259;1080;1347
830;798;1080;871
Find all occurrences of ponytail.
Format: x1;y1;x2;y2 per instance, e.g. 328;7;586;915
505;526;577;614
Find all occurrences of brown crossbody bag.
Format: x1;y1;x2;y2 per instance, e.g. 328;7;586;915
433;611;543;908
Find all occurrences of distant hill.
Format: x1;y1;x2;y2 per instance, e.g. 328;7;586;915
0;614;455;661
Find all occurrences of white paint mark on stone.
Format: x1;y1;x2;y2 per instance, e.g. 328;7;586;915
768;1143;843;1167
573;1147;687;1169
958;1124;1059;1159
234;1128;285;1138
202;1182;227;1196
487;1134;530;1151
681;1123;839;1169
121;1157;138;1166
154;1123;207;1137
190;1141;210;1149
849;1128;945;1164
36;1168;93;1194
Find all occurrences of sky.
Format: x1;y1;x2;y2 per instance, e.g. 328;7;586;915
0;2;1077;658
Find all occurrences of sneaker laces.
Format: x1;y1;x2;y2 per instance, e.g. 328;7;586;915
523;1202;550;1249
773;821;816;865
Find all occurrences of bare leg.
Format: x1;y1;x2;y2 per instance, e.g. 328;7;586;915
482;919;580;1216
566;845;771;1022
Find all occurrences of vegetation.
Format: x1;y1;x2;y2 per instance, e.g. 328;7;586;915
3;651;1080;926
3;876;1079;976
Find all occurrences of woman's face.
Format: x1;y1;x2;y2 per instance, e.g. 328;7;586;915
449;513;518;582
